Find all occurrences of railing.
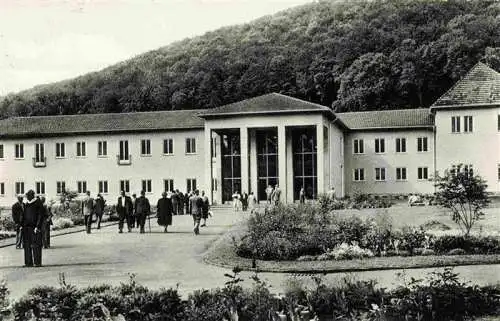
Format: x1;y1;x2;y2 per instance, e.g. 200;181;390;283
32;157;47;168
117;155;132;165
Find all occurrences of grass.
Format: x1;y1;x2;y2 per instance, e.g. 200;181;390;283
204;204;500;273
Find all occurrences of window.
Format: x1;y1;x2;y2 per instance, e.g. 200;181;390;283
120;180;130;193
119;140;129;160
395;138;406;153
56;142;65;158
164;179;174;192
464;116;473;133
76;141;86;157
98;141;107;157
451;116;461;133
142;179;152;193
56;181;66;195
186;138;196;154
187;178;197;192
396;167;407;181
353;139;364;154
35;181;45;195
0;183;4;196
417;137;428;152
353;168;365;181
163;139;173;155
98;181;108;194
34;143;45;162
375;167;386;181
418;167;428;180
141;139;151;156
375;138;385;153
0;144;4;159
77;181;87;194
15;144;24;159
15;182;25;195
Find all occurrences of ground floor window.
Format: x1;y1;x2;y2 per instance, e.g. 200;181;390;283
375;168;386;181
0;183;4;196
36;181;45;195
56;181;65;195
120;180;130;193
292;127;317;200
142;179;152;193
77;181;87;194
15;182;25;195
164;179;174;192
98;181;108;194
187;179;197;193
418;167;428;180
353;168;365;181
396;167;407;181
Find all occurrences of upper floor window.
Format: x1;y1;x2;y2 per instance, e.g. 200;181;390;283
120;180;130;193
463;116;473;133
451;116;461;133
418;167;428;180
15;182;24;195
417;137;428;152
0;182;4;196
0;144;4;159
15;144;24;159
396;167;407;181
56;181;66;195
186;138;196;154
35;181;45;195
353;139;364;154
98;180;108;194
98;141;107;157
142;179;152;193
374;138;385;153
119;140;130;160
163;139;173;155
34;143;45;162
395;138;406;153
141;139;151;156
76;141;86;157
353;168;365;181
56;142;66;158
375;167;386;181
77;181;87;194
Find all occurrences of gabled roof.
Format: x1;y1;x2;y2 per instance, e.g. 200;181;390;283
198;93;335;118
431;62;500;109
0;110;205;138
336;109;434;130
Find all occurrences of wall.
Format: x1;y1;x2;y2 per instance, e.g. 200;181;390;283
0;129;205;207
435;107;500;193
343;128;435;195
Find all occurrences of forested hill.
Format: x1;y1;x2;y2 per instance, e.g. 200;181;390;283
1;0;500;118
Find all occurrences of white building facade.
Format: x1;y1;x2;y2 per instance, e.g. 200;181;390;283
0;62;499;206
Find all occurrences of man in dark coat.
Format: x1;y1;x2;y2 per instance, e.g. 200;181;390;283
190;190;203;235
116;191;133;233
201;191;210;227
94;194;106;229
20;190;44;267
157;192;173;233
40;197;52;249
171;190;178;215
177;190;184;215
135;190;151;234
12;195;24;249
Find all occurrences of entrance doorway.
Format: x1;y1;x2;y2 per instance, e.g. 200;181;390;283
256;129;279;201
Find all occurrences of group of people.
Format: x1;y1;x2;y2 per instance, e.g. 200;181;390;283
231;191;256;212
265;184;282;205
11;190;53;267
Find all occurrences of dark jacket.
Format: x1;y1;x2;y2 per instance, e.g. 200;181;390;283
135;196;151;216
116;196;133;217
94;197;106;216
21;199;44;229
12;201;23;225
157;197;173;226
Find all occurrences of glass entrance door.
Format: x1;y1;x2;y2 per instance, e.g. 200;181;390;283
221;132;241;202
256;130;278;201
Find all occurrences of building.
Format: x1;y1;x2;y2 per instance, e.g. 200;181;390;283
0;62;499;206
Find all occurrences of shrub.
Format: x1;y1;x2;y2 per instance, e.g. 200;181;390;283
433;235;500;254
317;243;374;261
0;215;16;232
399;227;429;255
51;217;75;231
447;248;467;255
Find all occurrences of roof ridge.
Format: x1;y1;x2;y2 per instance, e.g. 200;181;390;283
271;92;332;110
4;109;206;120
337;108;429;115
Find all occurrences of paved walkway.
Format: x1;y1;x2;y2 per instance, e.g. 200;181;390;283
0;208;499;301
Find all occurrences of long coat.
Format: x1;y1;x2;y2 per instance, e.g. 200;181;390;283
116;196;133;219
157;197;173;226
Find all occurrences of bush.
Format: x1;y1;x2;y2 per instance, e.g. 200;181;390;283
447;248;467;255
433;235;500;254
51;217;75;231
317;243;374;260
0;215;16;232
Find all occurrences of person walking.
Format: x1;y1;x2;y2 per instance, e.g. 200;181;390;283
201;191;210;227
190;190;203;235
241;192;248;211
265;185;274;205
157;192;173;232
247;192;257;213
82;191;94;234
12;195;24;249
135;190;151;234
94;194;106;229
40;197;52;249
116;190;133;233
130;193;137;229
272;184;281;205
299;187;305;204
20;190;44;267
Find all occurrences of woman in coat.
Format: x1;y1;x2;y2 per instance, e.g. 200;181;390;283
157;192;173;232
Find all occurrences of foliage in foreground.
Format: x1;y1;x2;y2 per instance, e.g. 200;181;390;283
6;268;500;321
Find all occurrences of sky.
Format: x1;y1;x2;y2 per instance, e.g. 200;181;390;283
0;0;312;96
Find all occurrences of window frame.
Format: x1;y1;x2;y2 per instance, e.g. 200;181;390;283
97;141;108;157
463;115;473;133
451;116;461;133
77;181;88;194
0;182;4;196
417;167;429;180
417;137;428;152
0;144;4;159
56;181;66;195
374;138;385;154
395;137;406;153
396;167;407;181
120;180;130;193
98;180;109;194
55;142;66;158
142;179;152;193
15;181;25;195
353;168;365;182
353;139;364;154
35;181;46;195
163;138;174;155
374;167;386;181
185;138;197;154
164;179;174;192
140;139;152;157
186;178;197;192
15;143;24;159
76;141;87;157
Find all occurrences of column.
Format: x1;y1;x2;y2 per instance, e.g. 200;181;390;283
249;129;258;196
204;127;213;204
240;127;249;194
316;124;325;196
278;125;287;203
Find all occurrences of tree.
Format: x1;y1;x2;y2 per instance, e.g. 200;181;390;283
434;164;490;236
